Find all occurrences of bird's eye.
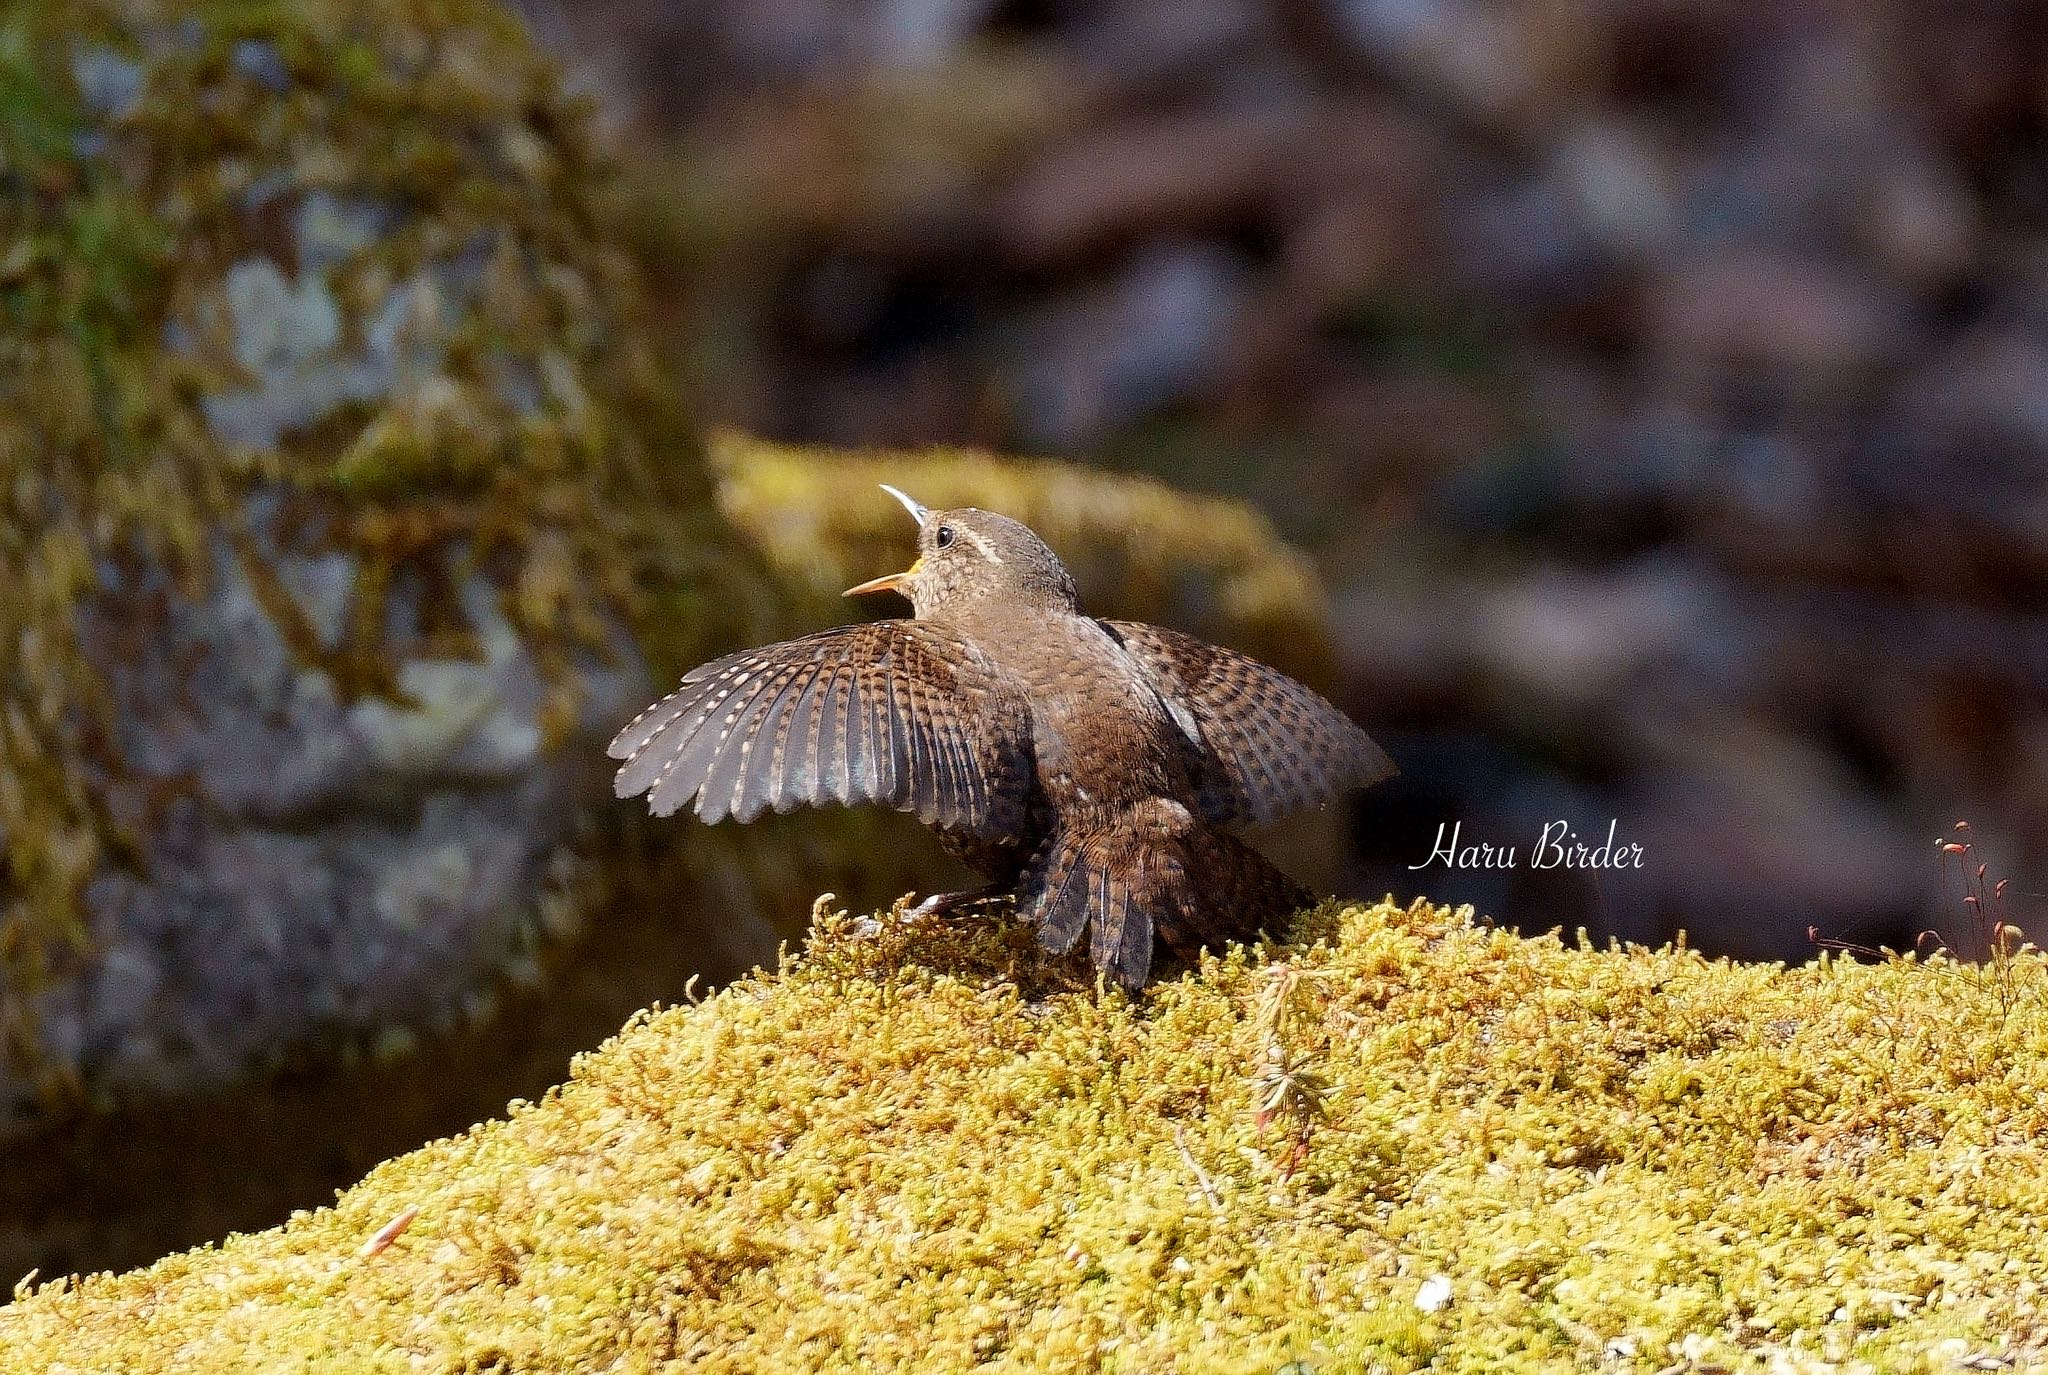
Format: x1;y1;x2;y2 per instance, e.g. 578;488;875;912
934;525;956;550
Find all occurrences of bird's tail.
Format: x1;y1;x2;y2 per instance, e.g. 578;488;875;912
1020;799;1313;988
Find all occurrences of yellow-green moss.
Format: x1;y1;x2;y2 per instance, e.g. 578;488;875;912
7;900;2047;1373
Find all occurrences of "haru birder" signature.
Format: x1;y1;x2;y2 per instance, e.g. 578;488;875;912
1408;820;1645;871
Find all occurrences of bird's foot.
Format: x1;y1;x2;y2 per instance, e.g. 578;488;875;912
906;884;1006;922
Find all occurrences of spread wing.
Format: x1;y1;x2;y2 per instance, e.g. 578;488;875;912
608;621;1035;838
1102;620;1395;826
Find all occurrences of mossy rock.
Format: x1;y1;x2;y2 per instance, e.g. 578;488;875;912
0;0;751;1131
4;900;2045;1371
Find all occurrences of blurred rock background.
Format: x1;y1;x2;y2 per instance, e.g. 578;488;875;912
529;0;2047;961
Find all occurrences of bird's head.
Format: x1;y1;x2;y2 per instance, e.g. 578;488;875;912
844;485;1079;620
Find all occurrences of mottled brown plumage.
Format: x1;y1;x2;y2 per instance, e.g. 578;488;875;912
608;486;1395;987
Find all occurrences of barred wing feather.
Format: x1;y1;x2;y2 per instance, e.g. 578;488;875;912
608;621;1035;838
1102;620;1395;826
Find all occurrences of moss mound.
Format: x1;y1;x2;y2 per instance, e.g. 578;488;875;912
5;900;2046;1372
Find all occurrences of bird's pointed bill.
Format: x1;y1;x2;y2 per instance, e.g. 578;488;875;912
844;557;923;598
879;483;929;526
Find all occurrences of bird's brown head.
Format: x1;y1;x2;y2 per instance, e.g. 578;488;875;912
845;485;1079;620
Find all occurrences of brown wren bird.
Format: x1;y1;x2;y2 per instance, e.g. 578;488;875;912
609;486;1395;987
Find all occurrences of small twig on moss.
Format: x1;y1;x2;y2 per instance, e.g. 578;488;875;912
1173;1123;1225;1215
357;1205;420;1259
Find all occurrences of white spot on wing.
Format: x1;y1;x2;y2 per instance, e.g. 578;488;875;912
1163;695;1202;745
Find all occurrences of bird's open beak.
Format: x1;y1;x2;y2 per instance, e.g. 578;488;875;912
844;484;930;597
843;560;922;598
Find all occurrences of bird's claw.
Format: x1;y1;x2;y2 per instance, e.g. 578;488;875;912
906;886;1002;922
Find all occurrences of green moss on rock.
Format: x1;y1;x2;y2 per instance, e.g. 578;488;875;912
7;901;2046;1372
